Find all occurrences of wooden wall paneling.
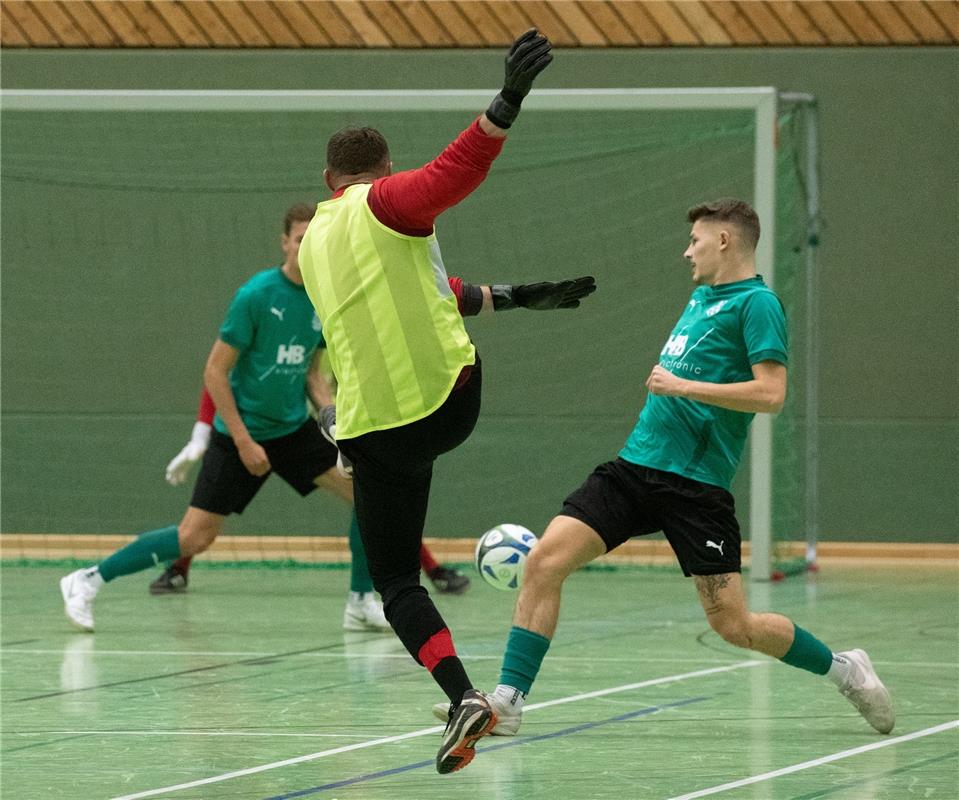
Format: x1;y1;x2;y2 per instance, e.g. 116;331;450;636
116;1;179;46
36;1;91;46
426;1;486;46
184;1;242;46
305;2;362;47
641;1;701;45
391;2;455;47
800;1;857;44
331;0;392;46
513;1;579;46
865;1;921;43
356;1;421;46
240;1;305;46
736;1;797;45
211;1;270;46
922;0;959;40
280;1;333;46
585;1;642;45
150;0;211;46
768;1;826;44
706;1;763;44
830;0;890;44
677;1;736;45
1;4;30;46
91;0;150;46
613;1;668;45
4;1;61;45
485;0;538;42
546;1;608;46
455;1;512;45
57;1;117;46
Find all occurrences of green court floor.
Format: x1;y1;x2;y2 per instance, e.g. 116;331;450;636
2;562;957;800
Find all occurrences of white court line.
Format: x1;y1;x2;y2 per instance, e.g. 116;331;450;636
16;731;371;739
6;649;955;668
666;720;959;800
108;660;760;800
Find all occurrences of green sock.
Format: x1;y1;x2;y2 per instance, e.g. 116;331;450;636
347;511;374;593
779;624;833;675
98;525;181;583
499;626;551;695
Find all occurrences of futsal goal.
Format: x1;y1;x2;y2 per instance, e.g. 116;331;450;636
0;87;820;581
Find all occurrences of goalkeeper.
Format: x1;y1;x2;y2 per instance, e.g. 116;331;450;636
298;28;595;775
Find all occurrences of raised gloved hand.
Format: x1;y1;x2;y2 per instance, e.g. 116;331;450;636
165;421;212;485
491;275;597;311
486;28;553;130
317;405;354;478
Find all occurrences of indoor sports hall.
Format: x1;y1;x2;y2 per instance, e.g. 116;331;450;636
2;2;956;799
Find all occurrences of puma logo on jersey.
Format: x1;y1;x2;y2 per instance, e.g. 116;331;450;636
706;539;725;555
270;307;285;321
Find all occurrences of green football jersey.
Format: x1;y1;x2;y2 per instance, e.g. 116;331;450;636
619;276;787;490
214;267;325;441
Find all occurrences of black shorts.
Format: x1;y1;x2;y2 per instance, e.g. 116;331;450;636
190;420;338;516
561;458;742;577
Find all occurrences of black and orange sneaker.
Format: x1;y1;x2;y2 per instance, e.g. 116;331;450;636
149;566;188;595
436;689;497;774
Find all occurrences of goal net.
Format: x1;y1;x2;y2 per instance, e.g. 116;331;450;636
0;89;817;579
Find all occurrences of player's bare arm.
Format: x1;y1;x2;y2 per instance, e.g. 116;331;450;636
305;349;335;409
204;339;270;476
645;360;786;414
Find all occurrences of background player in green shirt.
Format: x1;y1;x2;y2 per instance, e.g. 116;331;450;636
59;204;391;633
457;198;894;740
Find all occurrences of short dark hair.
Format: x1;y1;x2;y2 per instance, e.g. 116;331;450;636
283;203;314;235
326;127;390;177
687;198;760;251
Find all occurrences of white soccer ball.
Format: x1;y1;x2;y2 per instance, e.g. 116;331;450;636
475;524;538;591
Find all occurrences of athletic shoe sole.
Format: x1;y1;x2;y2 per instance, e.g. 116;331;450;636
436;697;497;774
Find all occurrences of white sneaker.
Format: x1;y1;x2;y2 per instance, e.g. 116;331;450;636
60;568;99;632
433;688;523;736
342;593;391;632
836;649;894;734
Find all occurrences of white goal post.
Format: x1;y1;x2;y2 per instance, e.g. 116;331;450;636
2;87;812;581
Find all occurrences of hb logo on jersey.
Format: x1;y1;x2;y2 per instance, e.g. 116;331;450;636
662;334;688;357
276;344;306;365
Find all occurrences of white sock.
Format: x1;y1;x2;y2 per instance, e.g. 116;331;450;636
85;567;104;593
492;684;525;711
349;591;372;604
826;652;852;687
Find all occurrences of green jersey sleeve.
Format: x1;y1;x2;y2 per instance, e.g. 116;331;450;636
742;290;788;366
219;285;257;352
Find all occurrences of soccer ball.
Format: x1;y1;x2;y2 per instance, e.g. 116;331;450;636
475;524;538;591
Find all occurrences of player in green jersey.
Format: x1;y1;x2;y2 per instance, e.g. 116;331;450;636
451;198;894;740
59;204;391;633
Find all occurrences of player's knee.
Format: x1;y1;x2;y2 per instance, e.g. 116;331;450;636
709;613;752;649
524;545;573;587
178;520;220;555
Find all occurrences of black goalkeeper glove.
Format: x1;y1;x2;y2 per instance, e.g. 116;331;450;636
491;275;597;311
486;28;553;130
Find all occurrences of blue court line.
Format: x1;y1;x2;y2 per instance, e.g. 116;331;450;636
263;695;708;800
